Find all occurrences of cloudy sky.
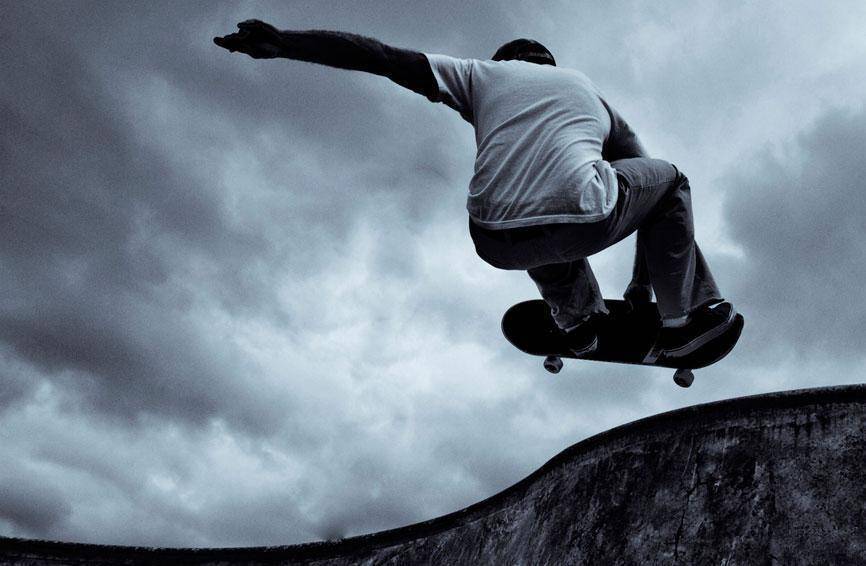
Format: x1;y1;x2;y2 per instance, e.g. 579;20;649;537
3;0;866;548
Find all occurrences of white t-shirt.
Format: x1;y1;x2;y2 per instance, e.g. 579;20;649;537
425;53;620;229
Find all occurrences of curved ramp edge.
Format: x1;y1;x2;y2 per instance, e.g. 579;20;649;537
3;384;866;564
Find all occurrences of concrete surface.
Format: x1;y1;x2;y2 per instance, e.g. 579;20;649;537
3;384;866;565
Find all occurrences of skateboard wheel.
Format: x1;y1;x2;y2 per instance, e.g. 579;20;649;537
544;356;563;374
673;368;694;388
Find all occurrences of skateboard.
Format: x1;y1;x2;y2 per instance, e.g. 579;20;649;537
501;299;744;387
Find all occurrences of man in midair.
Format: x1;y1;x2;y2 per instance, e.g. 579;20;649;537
214;20;736;359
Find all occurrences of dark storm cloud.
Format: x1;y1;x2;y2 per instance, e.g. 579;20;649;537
0;10;289;431
723;108;866;358
0;463;72;536
0;0;522;428
0;0;530;546
0;354;35;411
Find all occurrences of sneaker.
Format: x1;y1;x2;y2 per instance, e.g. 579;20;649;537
648;302;736;361
562;319;598;357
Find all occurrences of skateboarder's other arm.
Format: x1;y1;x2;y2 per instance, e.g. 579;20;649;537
214;20;438;100
600;98;649;161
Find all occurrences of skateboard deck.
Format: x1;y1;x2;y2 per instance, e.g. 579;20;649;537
501;299;744;387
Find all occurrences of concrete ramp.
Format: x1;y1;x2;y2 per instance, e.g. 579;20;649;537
3;385;866;564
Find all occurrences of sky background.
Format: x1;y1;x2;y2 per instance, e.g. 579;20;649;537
2;0;866;548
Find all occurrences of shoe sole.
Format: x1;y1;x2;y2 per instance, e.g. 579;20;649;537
663;305;736;359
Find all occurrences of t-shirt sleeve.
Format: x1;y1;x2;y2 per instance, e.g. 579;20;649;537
423;53;475;123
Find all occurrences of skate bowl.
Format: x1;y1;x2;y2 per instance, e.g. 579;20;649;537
3;384;866;564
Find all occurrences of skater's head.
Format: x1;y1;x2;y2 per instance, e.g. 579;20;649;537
492;38;556;66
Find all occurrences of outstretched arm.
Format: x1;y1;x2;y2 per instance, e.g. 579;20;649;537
214;19;437;99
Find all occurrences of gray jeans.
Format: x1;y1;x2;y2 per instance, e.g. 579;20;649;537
469;158;722;329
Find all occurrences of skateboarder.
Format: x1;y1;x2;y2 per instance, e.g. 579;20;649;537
214;20;737;359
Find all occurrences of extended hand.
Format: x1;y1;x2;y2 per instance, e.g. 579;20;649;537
213;19;284;59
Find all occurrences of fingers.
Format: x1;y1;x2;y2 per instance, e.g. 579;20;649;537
214;20;280;57
213;32;247;52
238;19;272;30
237;19;280;39
213;37;235;52
213;32;279;58
213;35;231;50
